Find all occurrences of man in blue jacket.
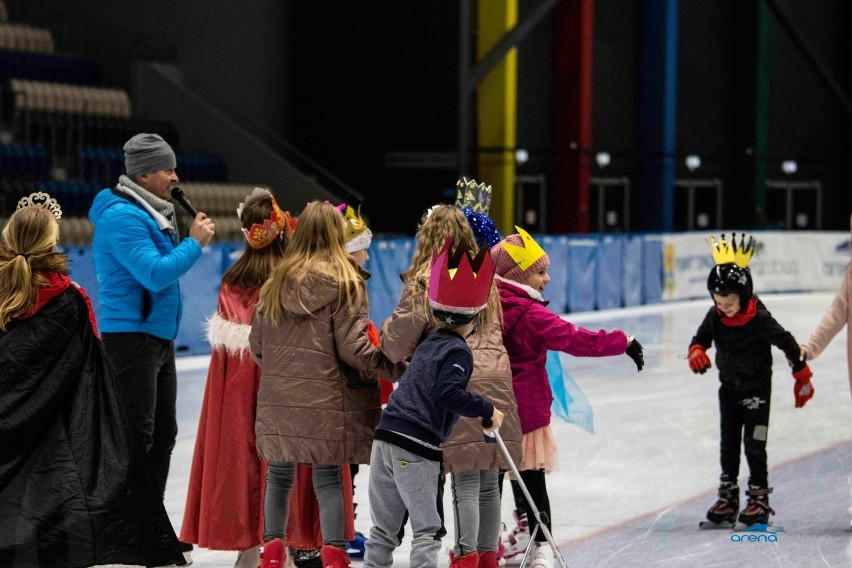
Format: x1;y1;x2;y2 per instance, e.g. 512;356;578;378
88;133;214;561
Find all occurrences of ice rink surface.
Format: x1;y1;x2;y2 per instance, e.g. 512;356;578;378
166;293;852;567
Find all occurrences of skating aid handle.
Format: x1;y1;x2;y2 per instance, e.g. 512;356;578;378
482;417;497;443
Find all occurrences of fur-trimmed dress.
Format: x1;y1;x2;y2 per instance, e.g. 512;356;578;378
181;284;266;550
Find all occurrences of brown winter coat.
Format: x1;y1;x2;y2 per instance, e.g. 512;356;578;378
802;261;852;399
251;267;401;465
380;275;523;473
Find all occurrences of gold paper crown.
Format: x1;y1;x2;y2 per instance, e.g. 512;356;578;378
707;233;755;268
503;226;547;271
455;177;493;214
344;205;369;240
16;191;62;221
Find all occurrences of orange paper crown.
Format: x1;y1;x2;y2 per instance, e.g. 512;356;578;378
428;237;495;319
238;188;294;249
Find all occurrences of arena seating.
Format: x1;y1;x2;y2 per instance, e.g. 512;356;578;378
0;0;250;245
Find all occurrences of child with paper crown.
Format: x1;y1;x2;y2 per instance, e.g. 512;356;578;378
365;235;505;568
490;227;644;568
379;195;522;568
689;234;813;530
342;204;387;560
250;201;404;568
180;188;294;567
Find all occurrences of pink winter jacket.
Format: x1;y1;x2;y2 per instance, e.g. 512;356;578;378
802;262;852;399
497;277;629;434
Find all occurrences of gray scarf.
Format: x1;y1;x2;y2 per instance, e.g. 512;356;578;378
115;174;177;236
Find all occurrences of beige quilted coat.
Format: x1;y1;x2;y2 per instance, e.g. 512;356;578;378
802;261;852;399
380;276;523;473
251;267;402;464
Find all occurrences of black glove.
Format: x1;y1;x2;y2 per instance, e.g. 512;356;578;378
625;337;644;371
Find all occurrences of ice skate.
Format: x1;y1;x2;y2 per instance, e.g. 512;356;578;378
346;532;367;560
260;538;286;568
699;477;739;529
500;510;530;562
495;538;506;567
290;548;321;568
529;543;554;568
234;546;260;568
320;545;351;568
449;551;480;568
732;485;774;531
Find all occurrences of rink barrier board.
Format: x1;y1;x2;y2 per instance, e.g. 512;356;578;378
64;231;849;356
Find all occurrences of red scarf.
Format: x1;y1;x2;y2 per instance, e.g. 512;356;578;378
21;272;99;336
718;296;757;327
23;271;71;317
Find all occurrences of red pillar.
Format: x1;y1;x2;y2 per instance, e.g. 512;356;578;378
551;0;594;233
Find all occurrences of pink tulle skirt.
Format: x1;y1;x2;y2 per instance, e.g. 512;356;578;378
519;425;560;473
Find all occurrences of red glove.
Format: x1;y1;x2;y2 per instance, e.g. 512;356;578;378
688;344;711;374
792;364;814;408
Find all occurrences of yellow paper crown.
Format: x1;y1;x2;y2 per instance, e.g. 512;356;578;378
707;233;755;268
344;205;369;239
503;226;547;271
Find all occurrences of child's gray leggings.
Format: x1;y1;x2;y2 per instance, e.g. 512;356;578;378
263;461;346;547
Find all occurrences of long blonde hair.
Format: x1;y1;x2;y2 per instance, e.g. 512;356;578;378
406;204;501;327
257;201;363;325
0;206;67;330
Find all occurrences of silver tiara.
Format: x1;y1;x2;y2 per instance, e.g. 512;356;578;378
16;192;62;221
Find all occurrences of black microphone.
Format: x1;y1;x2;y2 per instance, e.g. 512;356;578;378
170;186;198;218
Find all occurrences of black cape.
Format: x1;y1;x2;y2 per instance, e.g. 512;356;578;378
0;287;184;568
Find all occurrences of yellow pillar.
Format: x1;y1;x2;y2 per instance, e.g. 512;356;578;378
476;0;517;234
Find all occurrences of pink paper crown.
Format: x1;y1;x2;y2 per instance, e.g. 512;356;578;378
428;237;495;317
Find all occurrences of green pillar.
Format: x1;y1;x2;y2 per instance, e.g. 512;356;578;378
753;1;771;227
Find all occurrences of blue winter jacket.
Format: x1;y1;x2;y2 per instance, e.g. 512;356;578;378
88;188;202;340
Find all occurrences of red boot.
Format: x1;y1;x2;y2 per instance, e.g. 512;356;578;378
450;552;480;568
478;551;498;568
320;545;351;568
260;538;286;568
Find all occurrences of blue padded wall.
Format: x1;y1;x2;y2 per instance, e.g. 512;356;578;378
622;236;644;307
540;235;570;313
595;237;623;310
65;235;664;356
567;239;597;313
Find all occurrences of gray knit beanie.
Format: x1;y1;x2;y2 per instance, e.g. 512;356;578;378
124;133;176;178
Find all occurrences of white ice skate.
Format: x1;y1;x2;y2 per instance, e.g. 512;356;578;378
530;543;554;568
501;510;531;563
